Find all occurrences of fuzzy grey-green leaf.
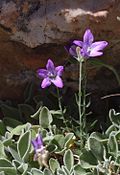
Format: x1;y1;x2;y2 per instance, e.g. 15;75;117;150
44;168;53;175
17;131;31;161
80;150;98;169
0;158;16;175
39;107;53;128
88;137;104;161
63;149;74;172
31;168;43;175
74;164;87;175
109;109;120;127
49;158;60;173
108;134;118;156
0;141;6;158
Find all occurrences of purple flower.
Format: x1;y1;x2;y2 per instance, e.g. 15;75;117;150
37;59;64;88
67;29;108;58
31;134;44;154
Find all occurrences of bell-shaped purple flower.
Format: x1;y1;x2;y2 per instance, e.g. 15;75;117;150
37;59;64;88
31;134;49;166
67;29;108;59
31;134;44;154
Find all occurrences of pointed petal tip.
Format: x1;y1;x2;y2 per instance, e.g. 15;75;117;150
37;69;48;78
41;78;51;88
55;66;64;76
83;28;94;44
46;59;55;71
51;76;64;88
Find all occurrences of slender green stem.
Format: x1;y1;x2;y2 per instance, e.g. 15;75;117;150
78;59;85;148
78;60;82;130
56;87;69;131
82;60;87;130
57;87;62;112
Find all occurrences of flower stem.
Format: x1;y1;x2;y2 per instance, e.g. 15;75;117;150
82;60;87;130
56;87;69;131
78;60;84;146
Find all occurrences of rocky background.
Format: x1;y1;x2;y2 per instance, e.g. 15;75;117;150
0;0;120;112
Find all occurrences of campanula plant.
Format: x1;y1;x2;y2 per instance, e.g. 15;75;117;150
2;29;119;175
37;59;68;130
66;29;108;147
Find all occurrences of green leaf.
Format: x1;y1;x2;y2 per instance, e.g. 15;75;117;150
12;160;21;169
80;150;98;169
31;168;43;175
17;131;31;161
63;149;74;172
50;135;64;152
50;110;62;115
17;163;28;174
108;134;118;156
57;168;67;175
0;120;6;136
0;158;16;175
0;158;13;167
109;109;120;127
0;141;6;158
64;133;75;148
115;130;120;143
88;137;104;161
49;158;60;173
115;155;120;165
3;132;12;146
8;146;22;162
46;144;57;153
39;107;53;128
62;166;70;175
44;168;53;175
90;132;107;142
11;123;29;136
105;125;116;136
31;107;42;119
3;117;22;130
27;173;32;175
74;164;87;175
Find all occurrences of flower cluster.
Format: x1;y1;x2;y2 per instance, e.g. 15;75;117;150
37;29;108;89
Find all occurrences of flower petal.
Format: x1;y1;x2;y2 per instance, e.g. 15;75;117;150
46;59;55;72
55;66;64;76
36;134;43;148
83;29;94;45
41;78;51;88
37;69;48;78
69;45;77;57
73;40;83;47
89;51;103;57
91;41;108;51
51;76;63;88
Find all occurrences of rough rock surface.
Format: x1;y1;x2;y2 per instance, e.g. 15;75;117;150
0;0;120;100
0;0;120;48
